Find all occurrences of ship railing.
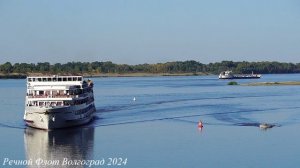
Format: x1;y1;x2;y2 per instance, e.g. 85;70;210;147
27;95;76;99
27;93;89;99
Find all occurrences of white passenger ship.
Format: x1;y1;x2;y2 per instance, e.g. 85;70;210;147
219;71;261;79
24;76;96;129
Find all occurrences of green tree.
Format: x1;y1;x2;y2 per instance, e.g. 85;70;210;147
0;62;13;74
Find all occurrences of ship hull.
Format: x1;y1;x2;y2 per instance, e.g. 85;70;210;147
24;103;96;130
219;76;261;79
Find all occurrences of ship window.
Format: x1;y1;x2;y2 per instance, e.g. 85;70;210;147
53;78;57;81
43;78;47;81
48;78;52;81
32;78;36;82
38;78;42;82
58;78;62;81
68;77;72;81
28;78;32;82
63;77;67;81
78;77;82;81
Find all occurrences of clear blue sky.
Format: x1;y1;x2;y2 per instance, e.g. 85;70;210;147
0;0;300;64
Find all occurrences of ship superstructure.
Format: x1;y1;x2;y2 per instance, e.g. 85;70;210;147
219;71;261;79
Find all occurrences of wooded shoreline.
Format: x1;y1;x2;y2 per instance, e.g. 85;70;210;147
242;81;300;86
0;72;209;79
1;60;300;79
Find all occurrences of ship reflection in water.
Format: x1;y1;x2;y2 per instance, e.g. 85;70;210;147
24;127;94;168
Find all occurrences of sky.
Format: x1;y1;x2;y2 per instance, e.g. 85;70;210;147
0;0;300;65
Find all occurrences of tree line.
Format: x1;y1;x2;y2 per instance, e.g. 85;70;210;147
1;61;300;76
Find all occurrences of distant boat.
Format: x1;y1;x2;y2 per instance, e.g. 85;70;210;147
219;71;262;79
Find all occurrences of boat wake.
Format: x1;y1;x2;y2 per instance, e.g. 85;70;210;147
0;121;26;129
96;93;284;114
2;95;299;130
91;105;300;128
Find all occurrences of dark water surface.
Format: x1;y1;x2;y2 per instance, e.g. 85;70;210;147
0;74;300;167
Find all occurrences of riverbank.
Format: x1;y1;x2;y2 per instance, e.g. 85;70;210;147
242;81;300;86
0;72;210;79
0;73;27;79
84;72;209;78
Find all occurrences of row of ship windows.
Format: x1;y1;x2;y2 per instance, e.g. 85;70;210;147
27;88;92;97
26;97;94;107
28;77;83;82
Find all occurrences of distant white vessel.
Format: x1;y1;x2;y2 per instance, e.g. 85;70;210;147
24;75;96;129
219;71;262;79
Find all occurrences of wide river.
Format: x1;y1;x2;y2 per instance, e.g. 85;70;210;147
0;74;300;168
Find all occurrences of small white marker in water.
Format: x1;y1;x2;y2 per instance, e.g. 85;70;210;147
133;97;136;101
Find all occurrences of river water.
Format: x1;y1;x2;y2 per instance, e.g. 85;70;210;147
0;74;300;167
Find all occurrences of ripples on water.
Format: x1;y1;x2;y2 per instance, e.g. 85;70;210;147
1;74;300;129
1;74;300;168
93;76;299;129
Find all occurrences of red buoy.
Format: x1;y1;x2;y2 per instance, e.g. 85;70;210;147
198;120;203;128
